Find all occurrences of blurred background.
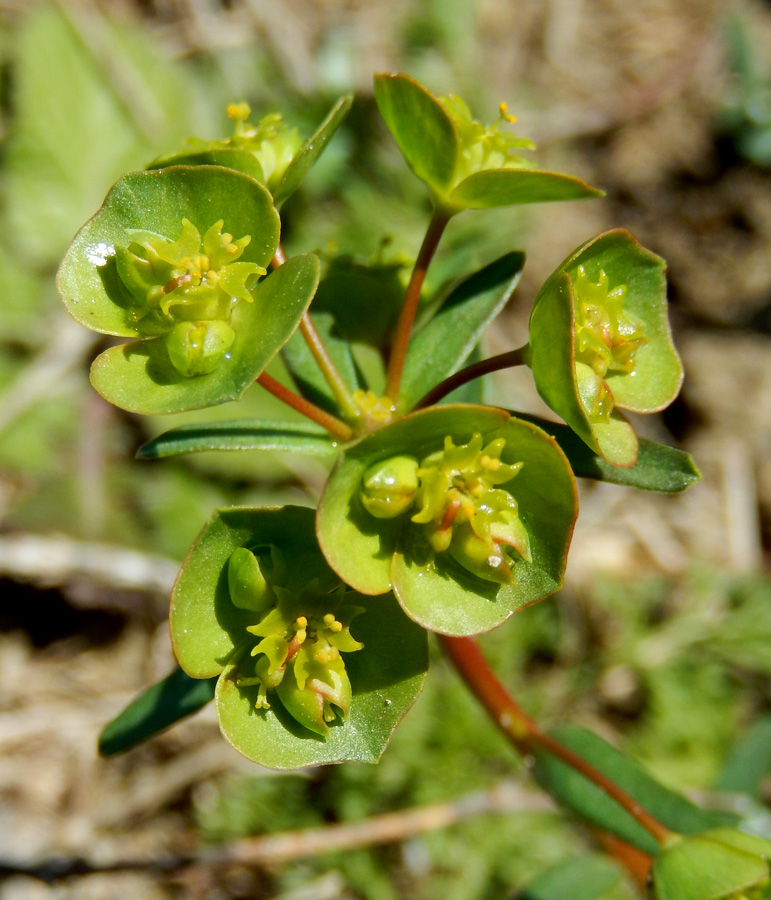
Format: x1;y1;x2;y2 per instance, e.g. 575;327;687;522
0;0;770;897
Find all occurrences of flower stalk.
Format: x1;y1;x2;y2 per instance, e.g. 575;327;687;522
271;246;360;422
385;208;451;402
257;371;353;442
413;345;530;410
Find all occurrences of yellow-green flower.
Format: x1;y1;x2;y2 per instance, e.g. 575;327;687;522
115;218;265;376
359;432;531;585
229;550;364;737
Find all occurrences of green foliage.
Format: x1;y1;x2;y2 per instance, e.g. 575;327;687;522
528;230;682;466
317;407;577;635
373;73;604;215
170;506;428;766
45;51;745;899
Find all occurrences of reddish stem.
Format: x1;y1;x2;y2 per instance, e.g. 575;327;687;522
413;346;530;410
438;635;673;846
385;208;451;403
257;372;353;442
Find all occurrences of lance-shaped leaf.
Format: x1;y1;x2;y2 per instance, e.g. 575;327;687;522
98;666;217;756
399;251;525;411
512;413;700;494
171;506;428;768
533;726;738;857
317;406;577;636
273;95;353;208
374;73;603;215
528;230;683;467
137;419;337;460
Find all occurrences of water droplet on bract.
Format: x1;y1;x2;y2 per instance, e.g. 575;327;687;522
224;353;231;360
385;698;392;706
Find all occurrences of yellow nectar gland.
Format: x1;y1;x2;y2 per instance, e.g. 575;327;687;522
573;266;649;423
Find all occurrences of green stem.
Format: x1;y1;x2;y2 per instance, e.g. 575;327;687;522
257;372;353;443
413;345;530;410
385;208;451;403
271;247;360;422
438;635;674;846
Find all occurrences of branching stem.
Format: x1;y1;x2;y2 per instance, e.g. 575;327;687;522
439;635;674;846
271;247;359;422
257;372;353;442
385;208;451;402
413;345;530;410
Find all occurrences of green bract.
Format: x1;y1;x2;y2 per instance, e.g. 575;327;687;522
171;506;428;767
57;165;320;414
317;405;577;636
151;95;353;208
528;230;683;467
373;72;604;215
653;829;771;900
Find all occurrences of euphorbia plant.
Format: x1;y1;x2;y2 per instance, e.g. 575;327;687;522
61;73;753;899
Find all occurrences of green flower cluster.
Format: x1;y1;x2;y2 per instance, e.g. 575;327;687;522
227;546;363;737
572;265;649;423
439;95;536;185
361;433;531;585
224;102;303;190
115;218;265;377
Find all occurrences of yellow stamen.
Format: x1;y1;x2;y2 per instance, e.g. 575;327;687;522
227;101;251;120
499;102;517;123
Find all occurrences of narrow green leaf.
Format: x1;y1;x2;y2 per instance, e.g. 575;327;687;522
399;251;525;411
715;715;771;794
136;419;338;460
374;73;458;194
513;413;700;493
533;726;738;856
98;666;216;756
273;95;353;208
449;169;604;210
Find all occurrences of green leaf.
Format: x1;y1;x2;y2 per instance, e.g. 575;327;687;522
216;591;428;768
317;406;577;636
137;419;337;460
374;72;458;195
171;506;428;768
98;666;216;756
89;252;320;415
449;169;604;210
172;506;336;678
533;726;738;857
528;230;683;466
151;147;266;181
399;251;525;411
716;715;771;795
58;165;279;337
273;95;353;208
514;413;700;493
653;830;771;900
516;855;630;900
282;310;361;415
